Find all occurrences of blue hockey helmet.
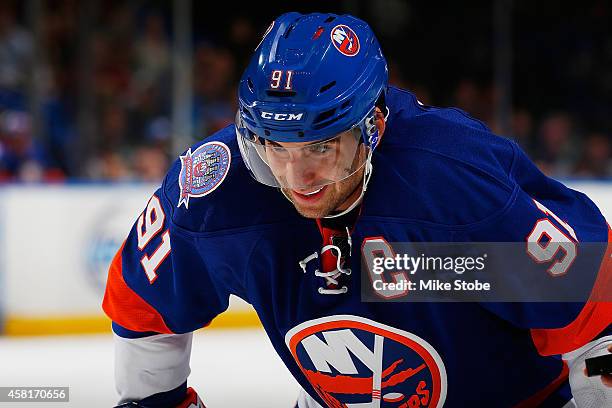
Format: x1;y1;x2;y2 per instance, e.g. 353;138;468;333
236;12;388;190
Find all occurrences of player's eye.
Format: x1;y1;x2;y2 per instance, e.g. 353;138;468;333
267;143;290;158
307;143;332;155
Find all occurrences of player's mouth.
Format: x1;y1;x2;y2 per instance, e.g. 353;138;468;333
291;186;327;203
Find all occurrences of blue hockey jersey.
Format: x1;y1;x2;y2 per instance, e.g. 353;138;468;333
103;87;611;407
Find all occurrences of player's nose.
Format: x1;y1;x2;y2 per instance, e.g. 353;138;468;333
285;158;316;189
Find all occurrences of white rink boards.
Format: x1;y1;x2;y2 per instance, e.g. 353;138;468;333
0;329;300;408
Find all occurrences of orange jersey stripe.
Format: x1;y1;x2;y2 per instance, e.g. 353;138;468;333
102;241;174;334
530;226;612;356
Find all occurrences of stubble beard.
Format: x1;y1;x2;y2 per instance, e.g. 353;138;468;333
283;167;365;219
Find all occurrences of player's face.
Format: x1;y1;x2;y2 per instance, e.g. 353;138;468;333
237;108;385;218
265;135;368;218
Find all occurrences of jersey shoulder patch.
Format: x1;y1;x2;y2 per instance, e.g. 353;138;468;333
177;141;231;209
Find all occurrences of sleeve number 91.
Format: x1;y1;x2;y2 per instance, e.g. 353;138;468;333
136;195;171;283
526;199;578;276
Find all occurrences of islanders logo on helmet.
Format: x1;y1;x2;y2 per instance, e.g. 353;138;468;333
178;141;231;209
331;24;360;57
285;315;447;408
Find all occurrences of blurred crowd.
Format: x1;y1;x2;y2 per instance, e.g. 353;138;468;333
0;0;610;183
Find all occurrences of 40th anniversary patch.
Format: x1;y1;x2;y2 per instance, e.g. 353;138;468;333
178;141;231;209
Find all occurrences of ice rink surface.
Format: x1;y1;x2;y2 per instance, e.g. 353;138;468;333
0;328;300;407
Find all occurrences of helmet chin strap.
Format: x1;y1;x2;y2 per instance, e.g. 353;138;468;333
324;106;381;218
324;149;373;219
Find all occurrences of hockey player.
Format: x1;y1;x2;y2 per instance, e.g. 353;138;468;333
103;12;611;407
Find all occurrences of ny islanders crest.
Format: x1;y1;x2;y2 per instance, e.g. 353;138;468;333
285;315;447;408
